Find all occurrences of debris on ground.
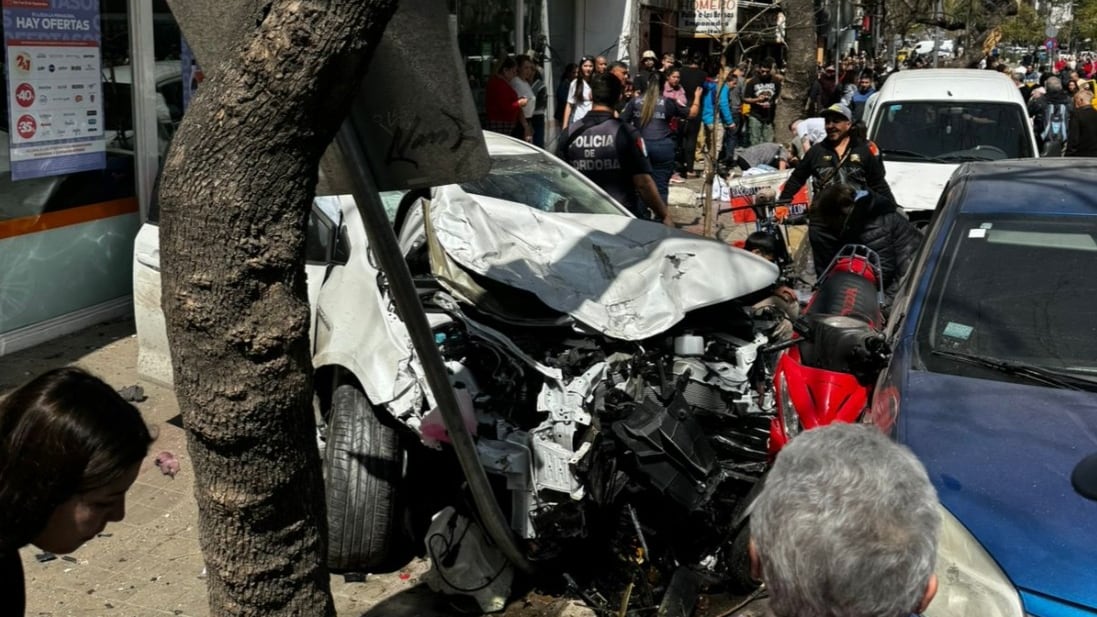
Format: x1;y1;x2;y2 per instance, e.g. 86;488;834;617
35;552;56;563
116;384;147;402
154;451;180;478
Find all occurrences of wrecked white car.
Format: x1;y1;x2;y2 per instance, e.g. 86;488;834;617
135;131;781;613
315;185;781;609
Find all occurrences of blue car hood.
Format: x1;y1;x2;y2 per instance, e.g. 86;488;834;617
899;370;1097;611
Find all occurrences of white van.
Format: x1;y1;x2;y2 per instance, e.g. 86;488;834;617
864;69;1039;222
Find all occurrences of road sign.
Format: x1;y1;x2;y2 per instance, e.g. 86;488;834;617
1046;37;1057;51
1046;25;1058;38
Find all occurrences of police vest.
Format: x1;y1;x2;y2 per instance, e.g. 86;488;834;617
564;117;625;173
560;114;640;211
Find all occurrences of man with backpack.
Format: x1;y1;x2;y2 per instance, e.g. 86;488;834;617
557;73;672;226
1032;76;1072;156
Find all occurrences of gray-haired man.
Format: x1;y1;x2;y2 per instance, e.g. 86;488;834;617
743;424;941;617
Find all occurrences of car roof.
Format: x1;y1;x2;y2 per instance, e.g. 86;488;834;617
947;158;1097;216
877;69;1021;103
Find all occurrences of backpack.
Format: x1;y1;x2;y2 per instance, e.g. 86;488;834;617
1042;102;1068;143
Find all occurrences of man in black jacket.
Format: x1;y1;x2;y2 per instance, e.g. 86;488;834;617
778;103;896;205
808;183;922;302
1067;90;1097;156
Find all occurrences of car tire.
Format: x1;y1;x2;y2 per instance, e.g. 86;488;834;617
725;520;758;593
324;380;405;572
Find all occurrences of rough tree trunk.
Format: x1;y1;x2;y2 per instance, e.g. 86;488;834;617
776;0;818;144
157;1;398;614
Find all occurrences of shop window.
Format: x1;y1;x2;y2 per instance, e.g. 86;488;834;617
1;0;137;226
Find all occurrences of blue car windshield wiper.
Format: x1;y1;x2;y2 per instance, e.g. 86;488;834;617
931;349;1097;392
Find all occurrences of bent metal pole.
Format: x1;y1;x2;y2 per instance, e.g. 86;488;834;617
334;122;535;575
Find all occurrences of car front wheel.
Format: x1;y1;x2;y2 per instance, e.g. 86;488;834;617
323;380;405;572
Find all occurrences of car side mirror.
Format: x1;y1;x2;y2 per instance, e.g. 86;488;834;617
331;226;350;266
306;202;349;267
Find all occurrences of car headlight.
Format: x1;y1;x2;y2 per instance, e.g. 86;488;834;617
777;371;800;439
924;504;1024;617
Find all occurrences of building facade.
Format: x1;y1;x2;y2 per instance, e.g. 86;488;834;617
0;0;786;355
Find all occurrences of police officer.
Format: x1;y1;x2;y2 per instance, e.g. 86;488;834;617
779;102;896;205
557;73;672;226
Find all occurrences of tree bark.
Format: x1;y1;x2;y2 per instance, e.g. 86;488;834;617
776;0;818;143
157;1;397;614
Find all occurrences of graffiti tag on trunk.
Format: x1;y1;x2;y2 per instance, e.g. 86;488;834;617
384;110;478;169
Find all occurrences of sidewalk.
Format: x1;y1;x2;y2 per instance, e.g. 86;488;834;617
3;318;591;617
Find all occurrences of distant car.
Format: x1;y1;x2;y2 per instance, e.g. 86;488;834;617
863;69;1039;224
868;158;1097;617
913;39;954;57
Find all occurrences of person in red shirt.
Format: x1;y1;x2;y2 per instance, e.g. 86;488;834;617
485;57;529;135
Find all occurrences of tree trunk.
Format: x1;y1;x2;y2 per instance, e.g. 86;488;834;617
776;0;818;144
157;1;397;614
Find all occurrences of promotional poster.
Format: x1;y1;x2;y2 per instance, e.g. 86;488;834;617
3;0;105;180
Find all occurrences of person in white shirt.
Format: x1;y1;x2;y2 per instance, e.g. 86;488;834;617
789;116;826;157
510;54;537;142
563;56;595;129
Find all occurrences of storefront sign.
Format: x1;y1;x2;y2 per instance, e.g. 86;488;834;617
680;0;738;37
3;0;105;180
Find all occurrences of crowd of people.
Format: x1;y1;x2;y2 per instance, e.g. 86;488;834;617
999;57;1097;156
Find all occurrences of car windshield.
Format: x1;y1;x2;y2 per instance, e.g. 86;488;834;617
458;152;627;215
874;101;1035;161
917;214;1097;384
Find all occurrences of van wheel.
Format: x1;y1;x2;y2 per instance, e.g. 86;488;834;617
324;381;405;572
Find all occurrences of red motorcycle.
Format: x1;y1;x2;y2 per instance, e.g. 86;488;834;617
766;244;892;456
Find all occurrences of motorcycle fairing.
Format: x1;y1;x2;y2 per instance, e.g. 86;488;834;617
768;346;870;455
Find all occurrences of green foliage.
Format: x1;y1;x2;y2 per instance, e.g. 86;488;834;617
1076;0;1097;44
999;2;1046;46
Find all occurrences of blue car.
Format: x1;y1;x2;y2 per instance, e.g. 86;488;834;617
867;159;1097;617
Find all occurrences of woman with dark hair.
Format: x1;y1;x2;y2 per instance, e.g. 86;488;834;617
0;367;154;615
562;56;595;130
485;56;529;136
622;76;700;205
554;62;577;125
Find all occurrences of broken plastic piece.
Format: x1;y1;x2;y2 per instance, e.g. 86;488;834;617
419;384;477;446
35;552;56;563
423;507;514;613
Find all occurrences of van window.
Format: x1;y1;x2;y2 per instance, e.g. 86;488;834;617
873;102;1036;161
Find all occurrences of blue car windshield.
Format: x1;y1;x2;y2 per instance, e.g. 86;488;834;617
874;102;1036;161
917;214;1097;380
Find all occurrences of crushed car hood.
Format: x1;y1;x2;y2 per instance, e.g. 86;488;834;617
898;370;1097;611
886;161;956;212
428;185;778;341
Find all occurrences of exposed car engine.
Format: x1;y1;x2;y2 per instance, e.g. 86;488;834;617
406;289;775;612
